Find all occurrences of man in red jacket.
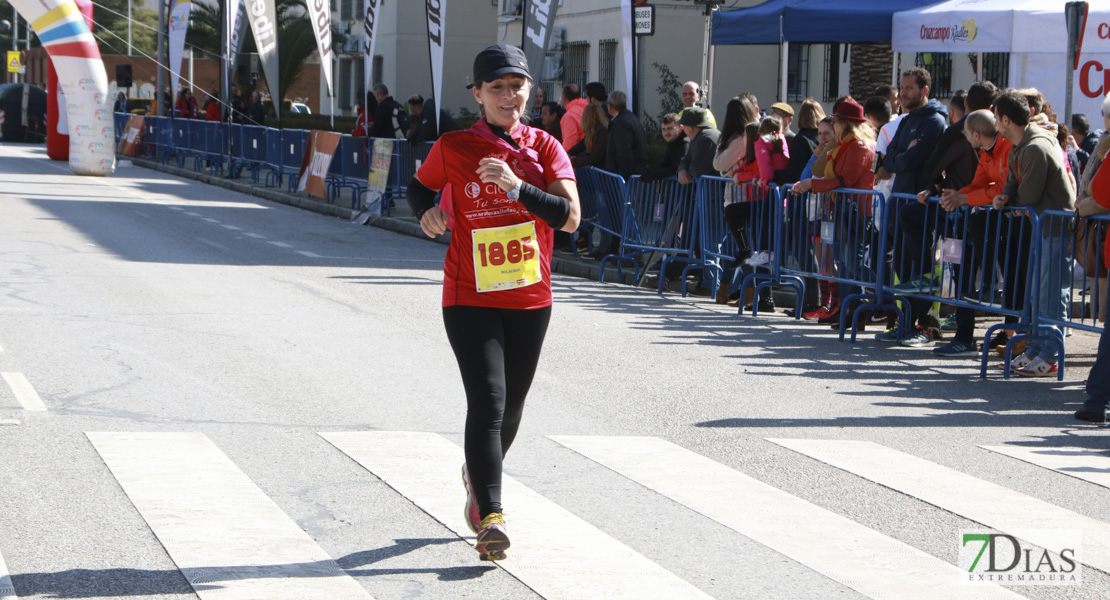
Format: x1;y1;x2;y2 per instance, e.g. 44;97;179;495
931;108;1021;358
559;83;588;151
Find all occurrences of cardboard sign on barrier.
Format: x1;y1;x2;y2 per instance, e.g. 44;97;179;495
365;139;394;206
116;115;144;156
296;130;342;199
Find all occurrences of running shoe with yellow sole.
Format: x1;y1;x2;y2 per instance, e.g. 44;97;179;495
461;464;481;534
475;513;510;561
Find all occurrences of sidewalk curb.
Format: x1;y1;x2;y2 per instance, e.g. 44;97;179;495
129;157;619;283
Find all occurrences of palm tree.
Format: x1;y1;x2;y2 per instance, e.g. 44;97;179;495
188;0;344;105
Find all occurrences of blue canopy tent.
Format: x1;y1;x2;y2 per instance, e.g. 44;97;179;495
711;0;939;100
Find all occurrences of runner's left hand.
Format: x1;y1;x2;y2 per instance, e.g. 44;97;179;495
477;157;521;192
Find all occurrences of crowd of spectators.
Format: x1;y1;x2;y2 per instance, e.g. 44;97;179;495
538;70;1106;420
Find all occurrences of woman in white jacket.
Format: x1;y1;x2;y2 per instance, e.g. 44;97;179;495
713;96;761;304
713;96;760;176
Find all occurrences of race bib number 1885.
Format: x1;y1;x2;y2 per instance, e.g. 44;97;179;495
472;221;542;292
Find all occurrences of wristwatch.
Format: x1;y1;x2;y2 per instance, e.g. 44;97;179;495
506;180;522;201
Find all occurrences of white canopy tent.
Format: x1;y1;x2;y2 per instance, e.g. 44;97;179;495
892;0;1110;121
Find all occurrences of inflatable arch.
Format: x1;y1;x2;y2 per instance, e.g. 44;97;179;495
10;0;115;175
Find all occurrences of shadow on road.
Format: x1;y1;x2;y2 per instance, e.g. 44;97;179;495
8;538;491;597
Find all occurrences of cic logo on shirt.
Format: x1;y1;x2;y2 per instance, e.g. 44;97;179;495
465;182;481;199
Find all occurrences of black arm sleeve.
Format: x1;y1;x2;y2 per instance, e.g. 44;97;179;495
406;176;437;221
517;182;570;229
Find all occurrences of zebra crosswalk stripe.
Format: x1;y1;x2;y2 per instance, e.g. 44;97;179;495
551;435;1026;600
769;438;1110;575
981;445;1110;490
87;432;374;600
0;547;15;599
321;431;713;600
1;373;46;412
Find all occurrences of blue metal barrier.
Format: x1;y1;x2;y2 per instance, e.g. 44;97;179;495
726;182;805;316
599;176;698;292
328;135;368;208
201;122;228;173
263;128;283;185
780;188;898;340
379;140;433;215
265;129;307;188
145;116;174;164
113;113;128;146
1025;210;1108;379
235;125;268;181
574;166;626;256
874;195;1042;375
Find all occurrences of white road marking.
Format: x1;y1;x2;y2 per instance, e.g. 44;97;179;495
221;225;242;231
0;545;15;599
268;241;293;248
244;233;265;239
1;373;47;412
296;251;322;258
982;445;1110;490
321;431;711;600
87;432;374;600
769;438;1110;576
552;436;1025;600
0;420;20;426
185;212;201;217
168;206;185;211
203;218;221;224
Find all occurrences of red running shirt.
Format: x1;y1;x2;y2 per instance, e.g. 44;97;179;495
416;123;575;309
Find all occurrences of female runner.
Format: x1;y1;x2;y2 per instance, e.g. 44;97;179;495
406;44;580;561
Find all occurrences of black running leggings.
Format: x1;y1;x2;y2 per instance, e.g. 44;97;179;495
443;304;551;517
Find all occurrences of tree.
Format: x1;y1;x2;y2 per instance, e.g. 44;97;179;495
0;0;157;57
188;0;343;104
91;0;159;57
1;0;40;52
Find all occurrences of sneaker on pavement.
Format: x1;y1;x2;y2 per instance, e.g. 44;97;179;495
802;305;829;320
475;513;510;561
900;326;937;348
939;314;958;332
998;352;1035;372
874;324;901;343
1013;357;1059;378
1074;409;1108;423
462;464;481;534
817;308;843;325
744;251;773;267
934;339;979;357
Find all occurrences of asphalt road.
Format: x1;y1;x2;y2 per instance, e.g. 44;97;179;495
0;143;1107;600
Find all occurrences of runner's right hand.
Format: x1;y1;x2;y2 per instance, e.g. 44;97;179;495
420;207;449;238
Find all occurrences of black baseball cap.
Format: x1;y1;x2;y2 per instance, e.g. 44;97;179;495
467;44;531;89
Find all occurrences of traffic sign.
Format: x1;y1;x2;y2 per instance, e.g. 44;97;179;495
7;51;21;73
634;5;654;36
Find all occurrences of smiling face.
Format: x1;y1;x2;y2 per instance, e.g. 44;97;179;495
473;74;531;130
681;83;698;108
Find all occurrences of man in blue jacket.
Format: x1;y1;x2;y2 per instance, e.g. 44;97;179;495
879;67;948;346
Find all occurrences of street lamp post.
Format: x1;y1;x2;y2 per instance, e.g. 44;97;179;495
694;0;723;107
